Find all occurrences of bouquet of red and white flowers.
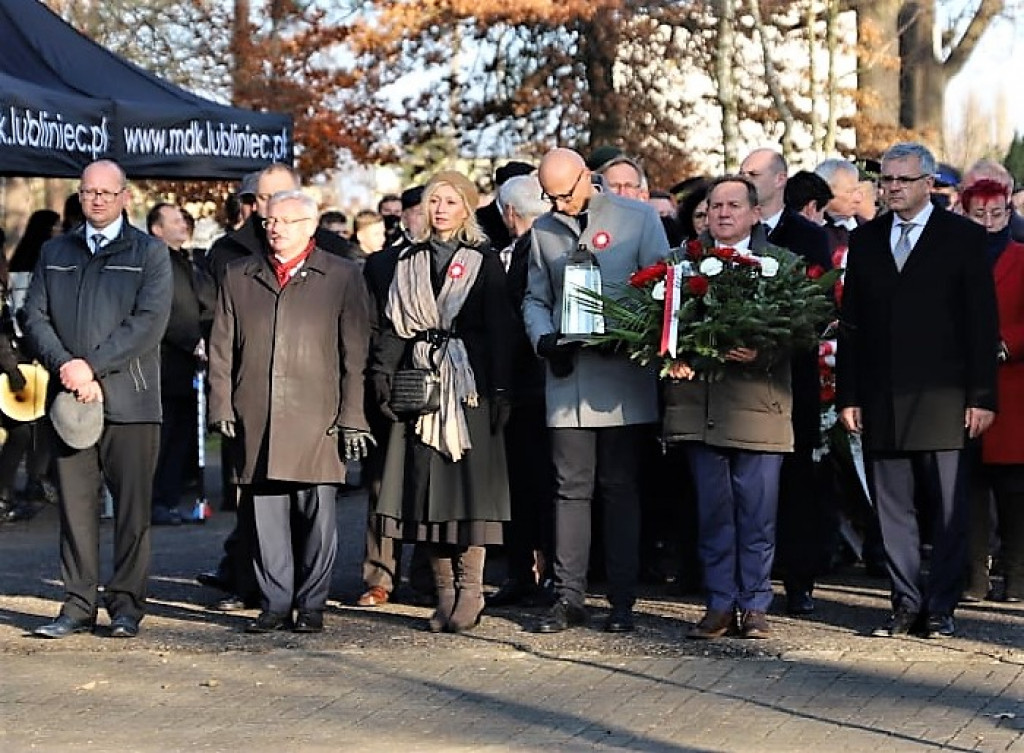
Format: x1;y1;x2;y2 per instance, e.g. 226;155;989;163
579;239;839;379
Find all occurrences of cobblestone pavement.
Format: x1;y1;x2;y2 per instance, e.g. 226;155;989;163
2;492;1023;752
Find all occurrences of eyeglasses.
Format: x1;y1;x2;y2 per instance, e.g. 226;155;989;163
541;169;586;204
262;216;313;228
607;182;641;193
878;174;929;186
968;206;1009;222
79;188;124;203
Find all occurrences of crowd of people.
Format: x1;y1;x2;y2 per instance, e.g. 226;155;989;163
2;138;1020;642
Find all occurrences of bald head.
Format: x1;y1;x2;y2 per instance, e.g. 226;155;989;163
538;148;592;216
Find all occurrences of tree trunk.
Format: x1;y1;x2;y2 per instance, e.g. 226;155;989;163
900;0;1005;154
715;0;739;171
231;0;252;106
582;7;625;150
749;0;795;160
854;0;901;155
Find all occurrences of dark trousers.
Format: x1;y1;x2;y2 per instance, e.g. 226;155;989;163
55;423;159;622
776;448;836;593
550;425;643;610
0;419;32;497
870;449;970;616
686;444;782;614
968;463;1024;597
152;393;197;510
251;483;338;614
502;401;554;583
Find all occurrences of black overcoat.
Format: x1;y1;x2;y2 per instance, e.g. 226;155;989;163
836;208;999;451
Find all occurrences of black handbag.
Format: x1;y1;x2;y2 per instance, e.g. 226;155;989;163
389;331;450;416
390;368;441;416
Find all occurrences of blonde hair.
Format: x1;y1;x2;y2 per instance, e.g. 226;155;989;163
413;179;486;247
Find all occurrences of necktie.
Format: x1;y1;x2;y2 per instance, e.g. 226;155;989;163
90;233;104;255
499;245;513;272
893;221;915;271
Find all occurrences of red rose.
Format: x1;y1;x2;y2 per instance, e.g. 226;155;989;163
820;384;836;403
832;246;848;270
686;276;710;296
686;240;704;260
713;246;736;261
734;255;760;268
807;264;825;280
628;261;668;288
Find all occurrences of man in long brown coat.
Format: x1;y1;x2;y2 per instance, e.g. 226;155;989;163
209;189;373;634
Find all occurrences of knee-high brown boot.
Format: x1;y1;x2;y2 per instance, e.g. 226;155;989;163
428;547;456;633
448;545;486;633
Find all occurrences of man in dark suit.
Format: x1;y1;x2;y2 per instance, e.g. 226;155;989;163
815;158;866;256
837;142;999;639
485;173;555;608
740;149;834;616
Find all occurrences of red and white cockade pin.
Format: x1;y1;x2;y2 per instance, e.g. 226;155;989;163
448;261;466;279
592;231;611;250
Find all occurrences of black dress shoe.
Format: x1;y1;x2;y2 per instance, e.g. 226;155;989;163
872;608;919;637
109;615;140;638
293;611;324;634
209;594;260;612
196;570;234;592
534;598;587;633
485;579;535;607
245;611;292;633
926;613;955;638
786;589;815;616
33;614;94;639
604;607;635;633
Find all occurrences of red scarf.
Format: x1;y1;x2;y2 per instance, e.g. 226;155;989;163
270;239;315;288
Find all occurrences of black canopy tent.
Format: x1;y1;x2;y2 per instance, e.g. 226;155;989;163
0;0;293;179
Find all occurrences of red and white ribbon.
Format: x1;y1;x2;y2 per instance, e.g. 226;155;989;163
659;263;683;357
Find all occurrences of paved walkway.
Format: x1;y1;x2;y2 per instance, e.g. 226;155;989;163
2;493;1023;752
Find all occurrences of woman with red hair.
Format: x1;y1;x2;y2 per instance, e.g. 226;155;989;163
961;178;1024;602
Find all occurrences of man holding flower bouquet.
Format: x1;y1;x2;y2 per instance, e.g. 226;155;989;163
663;176;797;640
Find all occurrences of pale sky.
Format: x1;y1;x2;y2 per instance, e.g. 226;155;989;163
945;13;1022;140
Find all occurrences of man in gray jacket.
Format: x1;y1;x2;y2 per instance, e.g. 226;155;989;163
26;159;173;639
524;147;669;633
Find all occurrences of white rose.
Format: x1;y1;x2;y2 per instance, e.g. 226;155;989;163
651;280;666;301
759;256;780;277
699;257;724;276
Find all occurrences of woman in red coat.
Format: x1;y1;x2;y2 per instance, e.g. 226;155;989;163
962;179;1024;602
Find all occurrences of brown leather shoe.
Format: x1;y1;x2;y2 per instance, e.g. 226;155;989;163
741;610;771;639
356;586;389;607
687;609;736;639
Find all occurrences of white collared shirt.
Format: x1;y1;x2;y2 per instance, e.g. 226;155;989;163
716;235;752;253
85;216;124;253
888;202;934;253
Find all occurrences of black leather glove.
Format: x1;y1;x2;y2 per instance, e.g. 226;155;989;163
371;372;399;422
6;369;26;393
490;391;512;435
537;333;577;378
329;427;377;462
215;420;236;439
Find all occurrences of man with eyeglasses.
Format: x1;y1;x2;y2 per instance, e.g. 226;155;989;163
197;163;350;613
209;189;372;634
837;141;1000;639
25;159;173;639
524;147;669;634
